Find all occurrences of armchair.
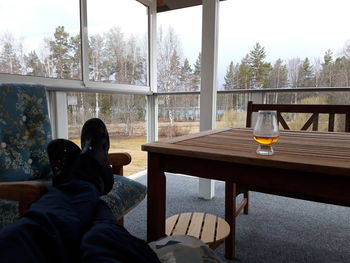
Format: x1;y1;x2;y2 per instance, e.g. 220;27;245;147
0;83;146;229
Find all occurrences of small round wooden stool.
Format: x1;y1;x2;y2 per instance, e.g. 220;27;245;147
166;212;230;249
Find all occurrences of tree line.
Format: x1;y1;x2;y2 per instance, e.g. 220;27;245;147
223;42;350;90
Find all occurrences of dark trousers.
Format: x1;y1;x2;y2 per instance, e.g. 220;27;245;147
0;178;160;263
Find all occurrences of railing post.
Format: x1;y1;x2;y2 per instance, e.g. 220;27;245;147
147;94;158;143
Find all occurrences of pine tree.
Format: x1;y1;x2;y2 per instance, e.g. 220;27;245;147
169;49;181;90
99;93;112;119
238;55;251;89
324;49;333;65
49;26;72;78
223;61;237;90
25;50;45;76
180;58;192;91
268;59;288;103
321;49;334;87
247;42;271;88
191;52;201;91
70;34;81;79
269;58;288;89
298;57;314;87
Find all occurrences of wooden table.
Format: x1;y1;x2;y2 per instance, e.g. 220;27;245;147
142;128;350;259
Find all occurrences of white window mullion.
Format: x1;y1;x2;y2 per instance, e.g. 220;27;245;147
0;74;84;89
80;0;89;86
147;0;158;143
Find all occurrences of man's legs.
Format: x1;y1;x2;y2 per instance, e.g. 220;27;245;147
0;179;100;263
80;200;160;263
0;126;107;263
0;118;160;263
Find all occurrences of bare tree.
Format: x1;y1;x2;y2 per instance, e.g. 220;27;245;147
287;58;302;103
0;32;22;74
157;26;184;136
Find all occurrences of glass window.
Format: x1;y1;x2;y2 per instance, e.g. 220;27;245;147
218;0;350;128
0;0;80;79
87;0;149;86
158;94;200;139
217;93;247;128
67;92;147;176
219;0;350;91
157;6;202;92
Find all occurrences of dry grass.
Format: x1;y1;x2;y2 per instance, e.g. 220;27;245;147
284;97;345;132
217;110;246;128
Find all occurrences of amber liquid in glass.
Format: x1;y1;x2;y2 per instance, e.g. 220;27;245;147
253;136;279;145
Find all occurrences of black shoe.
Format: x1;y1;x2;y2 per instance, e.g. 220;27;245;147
47;139;81;187
80;118;114;195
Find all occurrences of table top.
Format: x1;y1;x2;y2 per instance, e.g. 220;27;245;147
142;128;350;177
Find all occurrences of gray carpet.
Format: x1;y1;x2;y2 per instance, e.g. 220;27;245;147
124;174;350;263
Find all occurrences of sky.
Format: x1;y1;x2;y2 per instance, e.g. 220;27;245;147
159;0;350;86
0;0;147;50
1;0;350;87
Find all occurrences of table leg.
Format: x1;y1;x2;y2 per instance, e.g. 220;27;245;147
225;182;236;259
147;153;166;242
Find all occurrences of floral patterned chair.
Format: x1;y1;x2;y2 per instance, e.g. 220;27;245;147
0;83;146;229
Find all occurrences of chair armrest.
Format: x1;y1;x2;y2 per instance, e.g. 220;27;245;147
0;181;48;215
108;152;132;176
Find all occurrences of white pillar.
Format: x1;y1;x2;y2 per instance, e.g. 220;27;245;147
198;0;220;199
48;91;68;139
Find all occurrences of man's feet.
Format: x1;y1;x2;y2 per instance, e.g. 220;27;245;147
47;139;81;187
80;118;114;195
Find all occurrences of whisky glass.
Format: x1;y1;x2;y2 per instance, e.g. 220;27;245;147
253;110;279;155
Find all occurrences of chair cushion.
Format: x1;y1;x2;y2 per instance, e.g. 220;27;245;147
149;235;222;263
0;200;19;229
0;175;146;229
0;83;52;182
101;175;147;219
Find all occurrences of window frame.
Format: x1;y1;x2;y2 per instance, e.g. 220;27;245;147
0;0;154;95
